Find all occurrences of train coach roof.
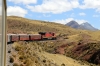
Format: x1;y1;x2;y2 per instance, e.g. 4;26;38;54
7;34;41;35
7;34;28;35
2;33;42;35
28;34;40;35
18;34;28;35
7;34;17;35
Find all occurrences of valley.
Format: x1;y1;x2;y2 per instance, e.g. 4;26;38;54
7;16;100;66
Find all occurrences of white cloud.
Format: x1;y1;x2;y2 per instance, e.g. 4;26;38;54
93;15;99;17
27;0;79;14
52;19;66;24
70;13;75;17
8;0;37;5
52;18;88;25
52;18;74;24
79;12;86;16
7;6;27;17
80;0;100;13
96;8;100;13
43;14;51;17
75;19;87;24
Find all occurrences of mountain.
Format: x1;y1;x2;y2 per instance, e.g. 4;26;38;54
65;20;98;31
66;20;79;28
7;16;100;66
80;22;98;30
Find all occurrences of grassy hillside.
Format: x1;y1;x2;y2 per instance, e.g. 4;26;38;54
7;16;100;66
7;16;100;42
10;41;90;66
7;16;82;35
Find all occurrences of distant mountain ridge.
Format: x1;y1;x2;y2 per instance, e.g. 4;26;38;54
65;20;98;31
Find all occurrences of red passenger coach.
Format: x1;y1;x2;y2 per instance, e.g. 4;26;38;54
11;34;19;42
7;34;19;42
19;34;29;41
29;34;42;40
7;32;57;43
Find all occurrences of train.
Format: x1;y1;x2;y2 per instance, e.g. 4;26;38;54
7;32;56;43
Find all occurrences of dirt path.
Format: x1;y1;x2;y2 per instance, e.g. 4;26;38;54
41;52;90;66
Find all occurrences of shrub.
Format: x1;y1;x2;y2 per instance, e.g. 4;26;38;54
9;57;14;63
13;63;19;66
61;63;65;66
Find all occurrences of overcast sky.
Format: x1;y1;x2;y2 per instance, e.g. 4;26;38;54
7;0;100;29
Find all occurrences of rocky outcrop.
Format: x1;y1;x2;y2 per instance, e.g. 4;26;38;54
54;44;68;54
54;41;100;65
88;50;100;65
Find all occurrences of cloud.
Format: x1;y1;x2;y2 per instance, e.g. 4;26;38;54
27;0;79;14
7;6;27;17
93;15;99;17
75;19;87;24
96;8;100;13
52;18;88;24
79;12;86;16
8;0;37;5
43;14;51;17
52;18;74;24
70;13;75;17
80;0;100;13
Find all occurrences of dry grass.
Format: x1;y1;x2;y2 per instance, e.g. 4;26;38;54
12;41;42;66
7;16;100;66
11;41;90;66
7;16;83;35
7;16;100;42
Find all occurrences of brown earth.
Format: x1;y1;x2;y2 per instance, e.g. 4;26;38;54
54;40;100;65
7;16;100;66
7;41;90;66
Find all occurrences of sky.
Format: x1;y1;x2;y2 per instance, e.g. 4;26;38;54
7;0;100;29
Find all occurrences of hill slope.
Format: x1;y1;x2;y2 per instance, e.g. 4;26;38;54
7;16;82;35
7;41;89;66
7;16;100;41
7;16;100;66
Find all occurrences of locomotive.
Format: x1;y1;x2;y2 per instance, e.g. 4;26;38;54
7;32;56;43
